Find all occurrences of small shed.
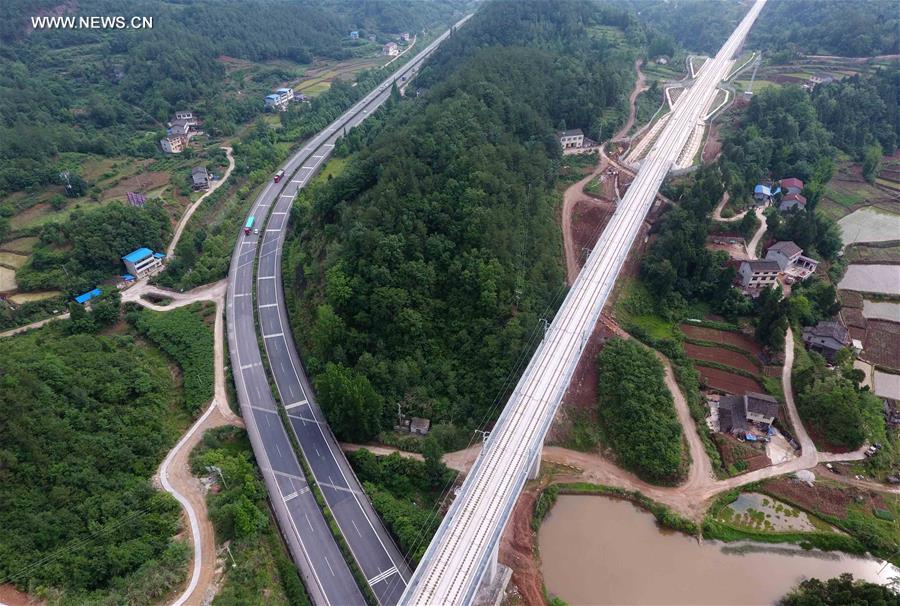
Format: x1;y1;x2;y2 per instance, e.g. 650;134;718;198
75;288;102;304
410;417;431;436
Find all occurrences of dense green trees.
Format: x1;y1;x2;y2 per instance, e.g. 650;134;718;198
0;329;186;599
348;449;455;563
794;350;884;449
754;286;788;351
287;0;640;434
128;303;215;414
780;573;898;605
16;202;170;293
812;68;899;162
315;363;384;442
619;0;747;55
749;0;899;57
597;339;684;484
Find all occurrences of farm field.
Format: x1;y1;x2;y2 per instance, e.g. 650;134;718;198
864;320;900;370
838;264;900;295
8;291;61;304
845;242;900;264
683;342;760;374
838;207;900;245
0;252;28;269
0;267;16;293
681;324;764;355
697;365;764;394
0;237;38;253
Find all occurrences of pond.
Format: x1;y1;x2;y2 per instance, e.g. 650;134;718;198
863;300;900;323
538;494;897;605
838;207;900;246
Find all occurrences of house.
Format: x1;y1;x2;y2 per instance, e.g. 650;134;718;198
655;56;669;65
781;177;804;195
410;417;431;436
368;34;376;41
122;247;164;278
718;392;780;435
160;135;187;154
264;87;294;111
738;259;780;291
557;128;585;149
802;321;850;361
765;241;818;279
167;119;191;137
401;32;410;42
383;42;399;56
74;288;102;305
350;30;359;39
191;166;210;191
779;192;807;212
753;183;781;204
174;110;196;122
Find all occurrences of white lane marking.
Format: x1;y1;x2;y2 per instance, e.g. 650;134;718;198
325;556;335;577
240;363;260;369
368;566;398;585
258;275;276;280
259;303;278;308
352;519;362;537
315;447;321;457
284;400;308;410
305;513;314;532
263;332;284;339
284;491;299;502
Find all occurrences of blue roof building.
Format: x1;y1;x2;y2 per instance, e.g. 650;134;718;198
123;247;153;264
350;30;359;39
122;247;163;278
75;288;102;304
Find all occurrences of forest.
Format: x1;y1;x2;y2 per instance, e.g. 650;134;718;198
781;574;898;605
0;328;189;603
284;0;642;440
748;0;899;57
596;338;685;484
617;0;747;55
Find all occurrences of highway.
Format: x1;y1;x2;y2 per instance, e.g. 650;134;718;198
226;16;470;606
399;2;768;604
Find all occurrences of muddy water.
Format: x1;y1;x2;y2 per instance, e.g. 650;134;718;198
539;495;898;605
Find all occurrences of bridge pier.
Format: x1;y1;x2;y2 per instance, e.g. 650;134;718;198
474;537;512;606
527;449;541;480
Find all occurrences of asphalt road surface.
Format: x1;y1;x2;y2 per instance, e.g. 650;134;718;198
226;15;470;606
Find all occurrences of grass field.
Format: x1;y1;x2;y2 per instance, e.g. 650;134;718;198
310;156;349;186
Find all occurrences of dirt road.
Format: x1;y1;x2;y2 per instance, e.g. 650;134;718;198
167;147;235;259
746;206;768;259
712;191;749;222
613;60;648;141
561;163;607;284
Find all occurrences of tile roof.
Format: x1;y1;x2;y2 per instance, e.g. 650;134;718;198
768;241;802;257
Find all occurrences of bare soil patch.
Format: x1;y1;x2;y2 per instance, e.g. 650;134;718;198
681;324;763;355
701;121;722;164
100;170;170;201
499;482;545;606
570;200;615;273
0;585;45;606
697;365;764;394
762;476;886;520
684;342;761;374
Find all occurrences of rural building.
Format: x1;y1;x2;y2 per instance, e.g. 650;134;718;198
174;110;196;122
738;259;780;291
160;135;186;154
74;288;102;305
122;247;164;279
717;392;780;435
557;128;585;149
802;321;850;361
192;166;210;191
350;30;359;39
265;88;294;111
779;192;807;212
753;183;781;204
655;56;669;65
765;241;818;279
383;42;399;56
781;177;804;195
401;32;411;41
410;417;431;436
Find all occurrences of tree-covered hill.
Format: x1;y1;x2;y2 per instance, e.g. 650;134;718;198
748;0;899;57
284;0;641;439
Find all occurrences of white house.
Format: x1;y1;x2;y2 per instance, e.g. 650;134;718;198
383;42;399;56
122;247;164;278
557;128;585;149
765;241;818;280
160;135;186;154
265;87;295;111
738;259;780;291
